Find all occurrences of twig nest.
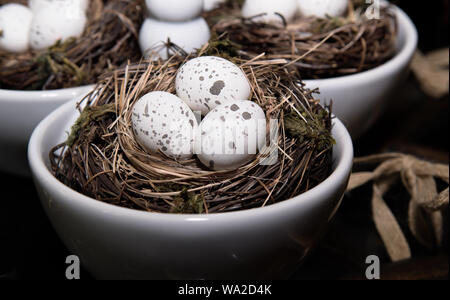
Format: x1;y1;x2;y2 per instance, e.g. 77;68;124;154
175;56;252;115
197;100;267;171
0;0;143;90
242;0;298;23
208;1;397;79
29;1;87;50
145;0;203;22
50;48;334;214
131;91;198;159
297;0;348;18
0;4;33;53
139;18;210;60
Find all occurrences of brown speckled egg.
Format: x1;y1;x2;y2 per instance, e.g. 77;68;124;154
196;100;266;171
175;56;252;115
131;92;198;159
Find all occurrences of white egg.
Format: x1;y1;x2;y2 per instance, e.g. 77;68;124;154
196;100;266;171
80;0;88;11
204;0;225;11
297;0;348;18
145;0;203;22
176;56;252;116
29;3;87;50
29;0;88;13
131;91;198;159
139;17;210;61
242;0;298;23
0;4;33;53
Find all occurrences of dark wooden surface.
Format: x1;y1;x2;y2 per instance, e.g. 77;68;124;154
0;1;448;280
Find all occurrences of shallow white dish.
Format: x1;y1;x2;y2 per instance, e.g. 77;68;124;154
29;98;354;280
304;5;418;138
0;85;93;176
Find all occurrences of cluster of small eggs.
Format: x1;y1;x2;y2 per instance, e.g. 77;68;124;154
0;0;88;53
139;0;223;61
131;56;267;171
243;0;349;23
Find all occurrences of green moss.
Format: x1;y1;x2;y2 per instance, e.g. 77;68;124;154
66;103;116;147
284;109;335;151
170;188;204;214
311;17;346;34
204;35;241;61
153;183;204;214
33;38;86;89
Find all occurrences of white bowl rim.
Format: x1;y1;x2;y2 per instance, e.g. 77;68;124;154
28;99;354;222
304;5;418;85
0;84;95;103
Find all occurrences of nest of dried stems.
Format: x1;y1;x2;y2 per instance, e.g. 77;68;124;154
0;0;144;90
204;0;398;79
49;45;335;214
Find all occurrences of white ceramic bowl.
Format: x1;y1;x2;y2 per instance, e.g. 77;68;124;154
304;5;418;138
29;99;353;280
0;85;93;177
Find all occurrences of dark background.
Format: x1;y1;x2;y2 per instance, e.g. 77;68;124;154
0;0;449;280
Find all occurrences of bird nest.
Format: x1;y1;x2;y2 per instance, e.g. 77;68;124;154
49;46;335;214
204;0;398;79
0;0;144;90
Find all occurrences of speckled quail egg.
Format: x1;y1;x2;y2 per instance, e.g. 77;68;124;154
29;0;89;13
139;17;210;61
297;0;348;18
131;91;198;159
242;0;298;23
0;4;33;53
29;2;87;50
196;100;266;171
204;0;225;11
145;0;203;22
175;56;252;115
